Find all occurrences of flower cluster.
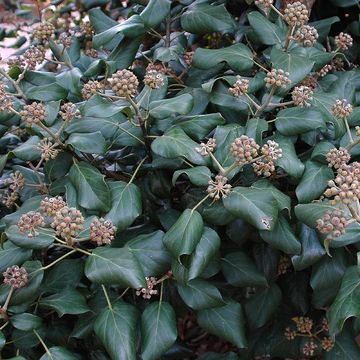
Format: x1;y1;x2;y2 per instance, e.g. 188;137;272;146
143;70;164;89
207;175;232;201
1;171;25;208
90;218;117;246
294;25;318;47
264;69;291;89
23;46;45;69
253;140;282;177
196;138;216;156
40;196;66;216
37;138;61;162
33;22;55;42
136;277;158;299
291;85;313;107
283;1;309;27
230;135;259;164
80;21;94;38
324;163;360;205
51;206;85;245
285;316;335;354
3;265;28;289
0;82;13;112
335;32;353;50
20;102;47;127
109;69;139;98
58;32;73;48
326;147;350;169
331;99;353;119
81;80;103;100
17;211;45;238
316;209;348;240
59;102;81;122
318;64;333;77
229;76;249;96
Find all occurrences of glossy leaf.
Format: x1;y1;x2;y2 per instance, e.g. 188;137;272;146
141;301;177;360
163;209;204;259
197;301;247;348
85;247;146;288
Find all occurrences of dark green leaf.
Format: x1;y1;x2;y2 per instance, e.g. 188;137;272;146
11;313;42;331
244;284;282;329
140;0;171;28
188;227;221;280
85;247;146;288
0;242;32;273
223;186;279;230
328;266;360;335
69;161;111;212
163;209;204;259
66;132;107;154
105;181;142;231
197;301;247;348
95;302;139;360
260;214;301;254
172;166;211;187
141;301;177;360
222;252;267;287
40;346;79;360
126;231;171;277
149;94;193;119
296;161;333;203
248;11;286;45
178;279;225;311
193;44;253;72
275;107;325;136
40;288;90;316
181;4;235;34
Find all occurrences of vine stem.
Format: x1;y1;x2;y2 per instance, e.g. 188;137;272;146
128;157;147;185
270;4;284;17
2;287;14;311
344;117;354;144
245;93;260;110
268;101;294;108
101;285;113;311
254;86;276;117
284;25;295;51
37;122;66;148
346;136;360;151
209;152;225;174
192;194;210;212
347;204;360;223
222;155;265;177
127;96;153;160
35;249;77;273
0;68;26;99
33;329;53;359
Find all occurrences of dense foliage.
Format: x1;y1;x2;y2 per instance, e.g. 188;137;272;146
0;0;360;358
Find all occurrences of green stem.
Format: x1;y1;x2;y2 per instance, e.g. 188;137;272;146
192;194;210;213
270;4;284;17
284;25;295;51
36;249;77;273
268;101;294;108
128;157;147;185
33;329;53;359
347;204;360;223
101;285;113;311
37;123;66;148
2;287;14;311
245;93;260;110
254;86;276;117
209;152;225;174
222;161;239;177
344;117;354;144
253;60;268;72
0;68;26;99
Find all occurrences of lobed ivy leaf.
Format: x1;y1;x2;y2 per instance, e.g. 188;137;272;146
181;4;235;34
94;302;139;360
141;301;177;360
163;209;204;260
69;161;111;212
197;301;247;348
85;247;146;288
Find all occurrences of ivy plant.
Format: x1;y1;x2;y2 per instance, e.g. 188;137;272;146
0;0;360;358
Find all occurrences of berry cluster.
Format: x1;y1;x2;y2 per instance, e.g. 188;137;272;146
136;277;158;299
230;135;259;164
331;99;353;119
81;80;103;100
335;32;353;50
40;196;66;216
109;69;139;98
143;70;164;89
33;22;55;42
17;211;45;238
195;138;216;156
283;1;309;27
291;85;313;108
326;147;350;170
229;76;249;97
294;25;318;47
207;175;232;201
3;265;28;289
20;102;47;127
59;102;81;122
316;209;348;240
264;69;291;89
90;218;117;246
1;171;25;208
